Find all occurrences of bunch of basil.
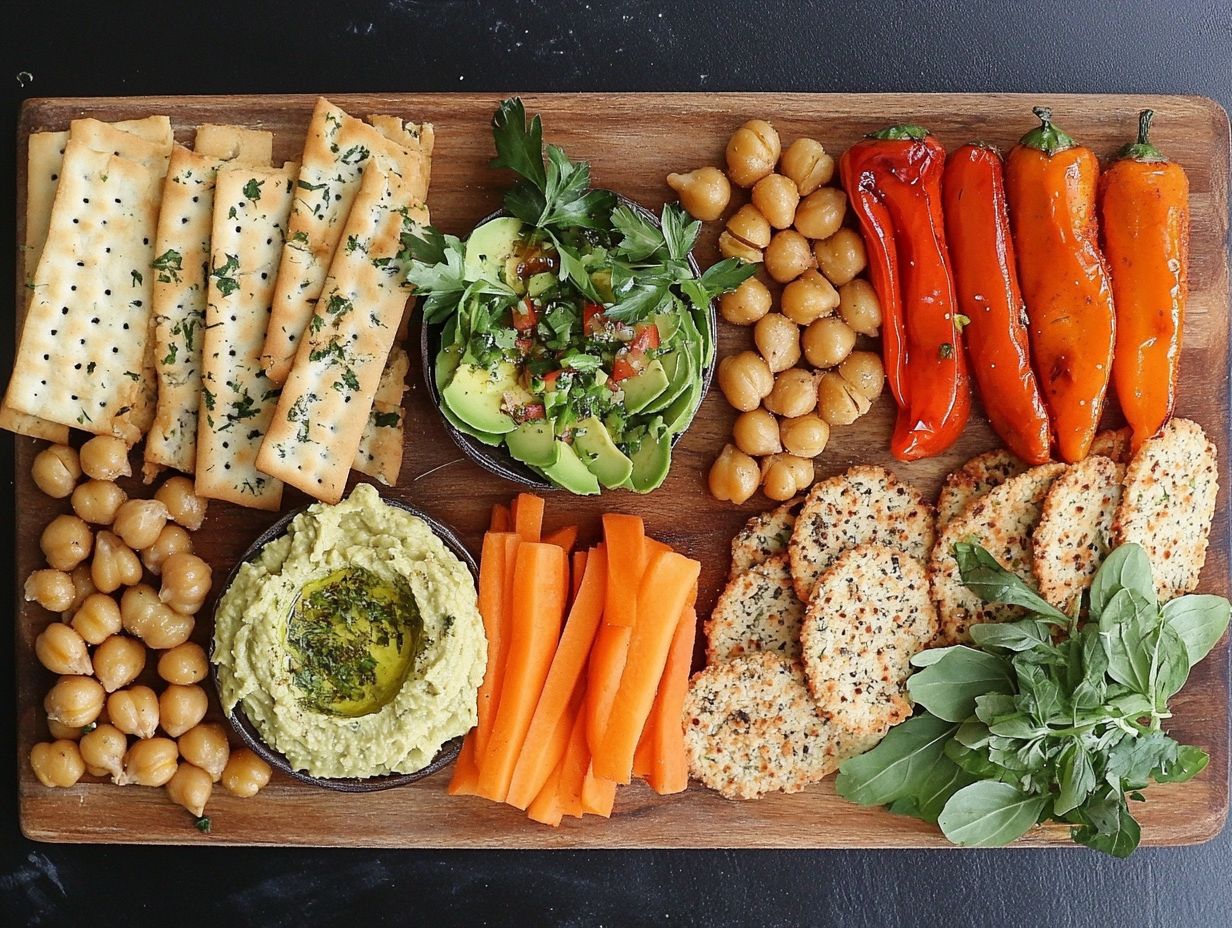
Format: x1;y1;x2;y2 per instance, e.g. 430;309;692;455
835;542;1230;856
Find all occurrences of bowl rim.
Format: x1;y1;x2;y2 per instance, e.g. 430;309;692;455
419;194;718;491
208;491;477;793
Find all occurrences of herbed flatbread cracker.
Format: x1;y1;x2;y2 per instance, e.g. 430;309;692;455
1033;455;1125;615
705;554;805;664
936;449;1030;528
729;498;804;579
930;463;1066;644
352;347;410;485
800;545;938;738
260;98;432;383
1112;418;1218;601
195;162;297;510
193;124;274;165
1088;427;1132;464
788;465;935;603
257;158;423;502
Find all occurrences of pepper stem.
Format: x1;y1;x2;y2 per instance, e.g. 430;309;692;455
868;124;930;141
1115;109;1168;163
1138;109;1155;146
1018;106;1077;156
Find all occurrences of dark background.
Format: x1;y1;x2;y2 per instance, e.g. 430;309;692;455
4;1;1231;925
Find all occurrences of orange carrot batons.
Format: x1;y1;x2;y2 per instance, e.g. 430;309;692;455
512;493;546;542
602;513;645;627
645;605;698;795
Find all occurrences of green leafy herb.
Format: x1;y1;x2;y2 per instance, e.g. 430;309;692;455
152;249;183;284
242;178;263;201
211;254;241;298
194;816;212;834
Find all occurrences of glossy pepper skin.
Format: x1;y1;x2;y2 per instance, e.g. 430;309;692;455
942;143;1052;464
1099;110;1189;452
1005;107;1116;463
839;126;970;461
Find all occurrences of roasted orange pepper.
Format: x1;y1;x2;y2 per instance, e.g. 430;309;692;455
1099;110;1189;452
1005;107;1116;463
942;143;1052;464
840;126;970;461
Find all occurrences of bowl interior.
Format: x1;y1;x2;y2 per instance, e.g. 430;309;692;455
210;494;476;793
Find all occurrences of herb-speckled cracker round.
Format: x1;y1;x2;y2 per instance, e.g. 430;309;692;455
729;498;804;579
1089;427;1132;464
1112;418;1218;601
683;652;848;800
1033;455;1125;615
936;449;1030;528
800;545;938;738
788;465;935;603
706;554;805;664
930;462;1066;644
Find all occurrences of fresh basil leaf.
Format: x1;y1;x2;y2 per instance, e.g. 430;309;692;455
1070;795;1141;858
1055;743;1097;815
1090;543;1157;619
953;542;1070;624
1150;620;1191;705
835;713;958;807
490;97;546;191
969;619;1054;652
938;781;1049;848
973;693;1018;724
909;645;969;668
1162;594;1231;667
1015;661;1065;723
1106;729;1177;792
944;738;1002;779
1153;744;1209;783
888;756;976;823
1071;625;1110;709
906;647;1014;723
1099;588;1157;695
954;718;991;749
986;713;1047;740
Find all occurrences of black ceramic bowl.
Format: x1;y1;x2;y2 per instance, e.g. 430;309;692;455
420;197;718;490
209;495;477;793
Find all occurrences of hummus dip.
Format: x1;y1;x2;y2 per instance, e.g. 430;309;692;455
212;483;486;779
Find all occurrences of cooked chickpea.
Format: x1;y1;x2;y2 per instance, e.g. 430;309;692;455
44;675;105;728
732;409;782;457
717;351;774;412
178;723;230;781
62;565;97;619
141;523;193;576
781;270;840;326
31;444;81;498
122;584;196;649
47;717;84;740
160;684;208;738
763;230;814;284
753;313;801;373
721;205;772;264
79;723;127;779
666;166;731;221
838;278;883;336
35;622;93;676
718;276;772;326
718;231;762;264
838;351;886;401
751;174;800;229
166;762;212;818
120;737;178;787
71;480;127;525
157;642;208;685
107;685;160;739
760;453;814;501
112;499;169;551
794;187;848;240
780;414;831;458
708;444;761;505
221;748;272;798
814;228;868;286
818;371;873;426
725;118;781;188
25;569;76;613
802;317;857;369
71;592;122;645
779;138;835;196
763;368;819;418
93;635;146;693
79;435;131;481
91;531;142;594
30;740;85;788
154;476;208;532
159;553;213;616
40;514;94;572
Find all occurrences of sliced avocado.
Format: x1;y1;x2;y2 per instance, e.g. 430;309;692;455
541;440;601;495
441;361;526;435
620;359;670;414
661;376;702;435
641;347;695;415
434;347;505;445
653;312;680;342
506;419;559;468
572;416;634;489
527;272;556;298
463;216;523;283
626;428;672;493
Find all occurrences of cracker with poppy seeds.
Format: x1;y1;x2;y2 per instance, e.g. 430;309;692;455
1089;427;1132;464
257;158;424;502
353;347;410;485
195;162;297;510
729;497;804;579
260;98;433;384
192;124;275;166
788;464;935;603
936;448;1030;528
706;554;805;664
1033;454;1125;615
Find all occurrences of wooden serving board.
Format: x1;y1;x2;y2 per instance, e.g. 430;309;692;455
14;93;1231;848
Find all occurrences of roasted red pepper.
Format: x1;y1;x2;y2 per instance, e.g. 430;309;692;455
839;126;971;461
942;143;1052;464
512;298;538;332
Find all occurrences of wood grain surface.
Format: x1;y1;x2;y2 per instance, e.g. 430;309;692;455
13;92;1230;848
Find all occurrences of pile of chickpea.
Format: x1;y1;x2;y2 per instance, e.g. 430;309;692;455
25;436;271;827
667;119;886;505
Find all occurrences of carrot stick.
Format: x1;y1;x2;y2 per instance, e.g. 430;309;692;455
557;705;591;817
602;513;645;628
645;537;672;558
512;493;545;543
526;763;565;827
506;549;608;809
580;761;617;818
447;734;482;796
594;551;701;783
586;622;632;753
645;605;698;796
471;531;518;758
474;542;567;802
543;524;579;555
632;722;654;780
490;503;512;532
571;550;588;602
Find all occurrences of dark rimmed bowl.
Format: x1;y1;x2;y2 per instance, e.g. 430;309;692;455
209;494;477;793
420;196;718;490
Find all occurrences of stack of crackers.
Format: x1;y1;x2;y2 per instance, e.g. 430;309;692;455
686;419;1219;800
4;98;433;509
